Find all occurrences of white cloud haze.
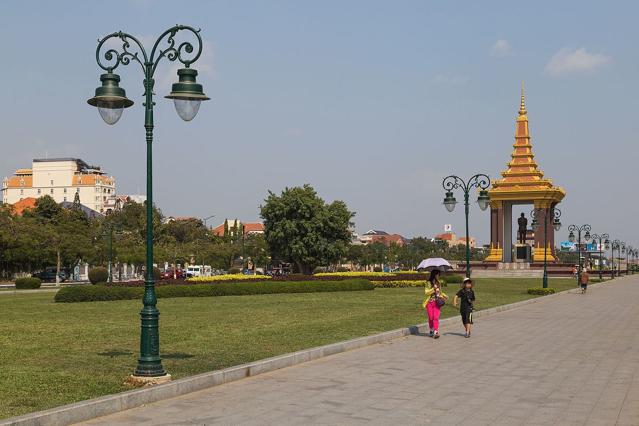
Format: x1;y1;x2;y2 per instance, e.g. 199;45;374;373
545;48;611;76
491;39;511;57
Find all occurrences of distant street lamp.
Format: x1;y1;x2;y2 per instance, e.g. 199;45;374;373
626;245;633;275
442;174;491;278
568;224;591;285
530;207;562;288
590;233;609;281
611;240;624;278
102;223;122;285
88;25;209;380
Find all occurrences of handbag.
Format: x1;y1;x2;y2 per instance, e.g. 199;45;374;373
435;297;446;307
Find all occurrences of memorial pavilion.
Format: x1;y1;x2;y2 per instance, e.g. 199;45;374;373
485;84;566;263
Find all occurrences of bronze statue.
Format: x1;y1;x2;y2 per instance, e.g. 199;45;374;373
517;213;528;244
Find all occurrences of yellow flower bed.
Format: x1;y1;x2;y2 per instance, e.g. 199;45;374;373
372;280;426;288
186;274;271;283
314;271;394;277
314;271;421;277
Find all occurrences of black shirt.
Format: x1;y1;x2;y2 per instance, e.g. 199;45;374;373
456;288;475;310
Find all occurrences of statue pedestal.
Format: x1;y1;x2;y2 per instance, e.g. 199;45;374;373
515;244;532;263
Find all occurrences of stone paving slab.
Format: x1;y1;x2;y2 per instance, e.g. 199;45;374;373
77;276;639;425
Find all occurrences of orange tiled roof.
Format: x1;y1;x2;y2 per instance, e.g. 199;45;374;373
72;175;114;186
243;223;265;233
11;197;37;215
435;233;455;241
5;175;33;188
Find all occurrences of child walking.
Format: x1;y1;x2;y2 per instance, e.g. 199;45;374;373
454;277;475;338
423;269;448;339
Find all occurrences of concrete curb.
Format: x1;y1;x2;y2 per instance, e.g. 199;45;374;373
1;278;619;426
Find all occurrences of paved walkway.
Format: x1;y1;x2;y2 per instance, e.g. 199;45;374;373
80;276;639;425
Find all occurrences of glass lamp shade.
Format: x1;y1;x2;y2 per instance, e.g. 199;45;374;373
172;99;201;121
443;191;457;212
584;231;591;241
477;190;490;211
568;231;575;243
98;106;124;125
553;219;561;231
531;218;539;231
165;68;209;121
87;72;133;125
606;243;611;250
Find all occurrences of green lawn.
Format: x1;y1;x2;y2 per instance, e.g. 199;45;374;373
1;278;578;419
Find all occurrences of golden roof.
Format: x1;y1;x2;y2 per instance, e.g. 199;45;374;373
488;82;565;204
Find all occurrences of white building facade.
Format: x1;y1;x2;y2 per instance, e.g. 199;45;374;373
2;158;116;213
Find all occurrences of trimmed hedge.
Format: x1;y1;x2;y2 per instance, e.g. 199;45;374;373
88;267;108;284
527;288;556;295
54;279;375;303
106;273;431;287
443;274;464;284
15;277;42;289
372;280;426;288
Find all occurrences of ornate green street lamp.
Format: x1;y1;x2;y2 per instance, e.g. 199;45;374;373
568;224;591;285
530;207;562;288
590;233;609;281
442;174;491;278
88;26;209;380
611;240;624;278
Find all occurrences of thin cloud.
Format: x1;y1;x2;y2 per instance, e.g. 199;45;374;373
491;39;511;57
430;73;469;86
545;48;611;77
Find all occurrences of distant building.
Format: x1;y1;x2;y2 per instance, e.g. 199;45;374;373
10;196;102;218
2;158;116;213
212;219;265;237
357;229;407;247
434;232;476;249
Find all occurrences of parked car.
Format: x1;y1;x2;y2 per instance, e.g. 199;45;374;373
160;269;185;280
32;268;67;283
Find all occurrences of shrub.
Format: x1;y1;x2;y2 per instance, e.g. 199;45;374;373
88;267;108;284
15;277;42;289
54;279;374;303
442;274;463;284
373;267;383;272
229;267;241;274
372;280;426;288
187;274;271;283
336;267;350;272
527;288;556;295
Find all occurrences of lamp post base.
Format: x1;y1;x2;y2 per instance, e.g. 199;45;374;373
125;374;172;388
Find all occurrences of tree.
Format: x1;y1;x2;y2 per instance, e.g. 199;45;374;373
260;184;354;274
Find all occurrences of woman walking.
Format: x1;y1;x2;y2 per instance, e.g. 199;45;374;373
454;277;475;338
423;269;448;338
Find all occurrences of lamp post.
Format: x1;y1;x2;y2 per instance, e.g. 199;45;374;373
442;174;491;278
568;224;591;286
625;245;633;275
102;223;122;285
88;26;209;380
530;207;562;289
611;240;623;278
590;233;609;281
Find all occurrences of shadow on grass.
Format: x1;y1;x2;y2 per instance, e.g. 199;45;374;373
97;349;133;357
163;352;195;360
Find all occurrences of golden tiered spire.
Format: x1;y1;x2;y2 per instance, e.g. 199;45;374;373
518;81;527;117
488;85;565;199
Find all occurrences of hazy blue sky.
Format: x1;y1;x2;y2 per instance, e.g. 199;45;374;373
1;1;637;245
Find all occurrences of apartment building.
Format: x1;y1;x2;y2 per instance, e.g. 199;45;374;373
2;158;116;213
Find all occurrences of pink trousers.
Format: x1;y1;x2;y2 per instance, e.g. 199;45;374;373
426;300;441;331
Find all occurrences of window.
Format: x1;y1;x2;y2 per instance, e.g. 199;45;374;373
50;188;54;194
37;189;41;195
20;189;24;195
63;188;67;194
50;180;53;186
76;188;79;193
63;197;67;202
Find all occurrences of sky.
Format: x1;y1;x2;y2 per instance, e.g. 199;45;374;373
1;1;638;246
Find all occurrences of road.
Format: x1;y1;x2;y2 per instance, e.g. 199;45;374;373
79;276;639;425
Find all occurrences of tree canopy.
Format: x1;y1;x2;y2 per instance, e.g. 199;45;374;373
260;184;354;274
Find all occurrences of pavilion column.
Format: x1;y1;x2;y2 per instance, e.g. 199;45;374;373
485;201;504;262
